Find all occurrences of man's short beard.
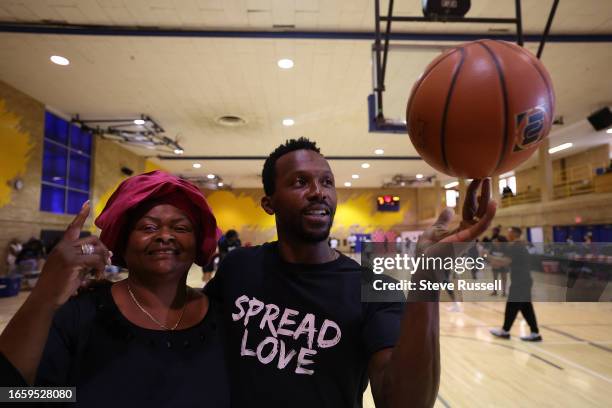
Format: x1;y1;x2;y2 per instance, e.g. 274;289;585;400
299;226;332;243
277;212;335;244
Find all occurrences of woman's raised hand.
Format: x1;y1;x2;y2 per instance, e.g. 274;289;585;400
31;201;111;309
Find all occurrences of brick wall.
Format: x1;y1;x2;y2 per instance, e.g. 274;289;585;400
0;80;145;275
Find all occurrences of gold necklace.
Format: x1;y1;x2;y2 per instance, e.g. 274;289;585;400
127;282;187;331
331;249;340;260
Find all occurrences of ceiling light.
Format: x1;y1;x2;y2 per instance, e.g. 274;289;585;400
216;115;247;127
606;128;612;134
207;174;215;179
445;181;459;189
277;59;294;69
374;149;384;155
133;119;146;125
548;143;573;154
174;149;184;155
50;55;69;66
352;174;359;179
192;163;201;169
217;182;224;187
344;182;352;187
416;174;423;179
282;118;295;127
361;163;370;169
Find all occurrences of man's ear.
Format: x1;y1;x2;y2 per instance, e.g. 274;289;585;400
261;196;275;215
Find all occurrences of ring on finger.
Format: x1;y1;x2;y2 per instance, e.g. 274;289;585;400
80;243;95;255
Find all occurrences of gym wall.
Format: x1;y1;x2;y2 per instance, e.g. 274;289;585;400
515;166;540;193
553;144;609;176
203;186;444;246
0;80;151;274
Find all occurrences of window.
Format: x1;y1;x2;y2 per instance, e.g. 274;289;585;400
40;112;92;214
499;176;517;195
445;189;459;208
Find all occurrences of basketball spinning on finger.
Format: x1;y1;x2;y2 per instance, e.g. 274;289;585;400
406;39;555;178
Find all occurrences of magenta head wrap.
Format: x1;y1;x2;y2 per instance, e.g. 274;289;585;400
95;170;220;267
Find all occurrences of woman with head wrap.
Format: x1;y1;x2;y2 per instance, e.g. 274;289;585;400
0;171;229;407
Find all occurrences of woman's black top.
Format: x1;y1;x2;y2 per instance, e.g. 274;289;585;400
0;282;230;407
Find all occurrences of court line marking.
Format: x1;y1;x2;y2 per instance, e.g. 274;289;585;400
440;330;612;346
437;394;451;408
449;312;564;369
541;325;612;353
466;303;612;384
581;342;612;353
441;324;612;346
457;322;612;327
524;344;612;385
547;323;612;327
469;302;612;354
441;334;563;370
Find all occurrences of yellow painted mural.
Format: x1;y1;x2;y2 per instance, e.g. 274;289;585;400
201;189;412;244
92;159;168;225
205;190;275;231
92;180;123;222
332;192;409;234
144;159;168;174
0;99;35;208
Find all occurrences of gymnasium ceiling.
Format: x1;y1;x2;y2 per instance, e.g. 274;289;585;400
0;0;611;188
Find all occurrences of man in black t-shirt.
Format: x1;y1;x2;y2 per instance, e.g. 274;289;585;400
489;227;542;342
206;138;496;407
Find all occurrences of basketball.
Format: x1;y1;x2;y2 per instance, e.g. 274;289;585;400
406;39;555;178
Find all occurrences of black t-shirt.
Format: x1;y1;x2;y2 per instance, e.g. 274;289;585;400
0;283;230;407
506;242;532;286
505;242;533;302
205;242;405;408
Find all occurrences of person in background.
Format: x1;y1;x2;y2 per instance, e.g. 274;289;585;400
581;232;598;256
395;235;403;252
329;237;339;249
444;273;461;313
218;229;241;263
15;238;46;268
485;226;508;296
490;227;542;342
467;239;480;280
201;254;218;283
15;238;47;288
6;238;22;274
481;225;500;247
202;230;242;284
347;234;356;253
